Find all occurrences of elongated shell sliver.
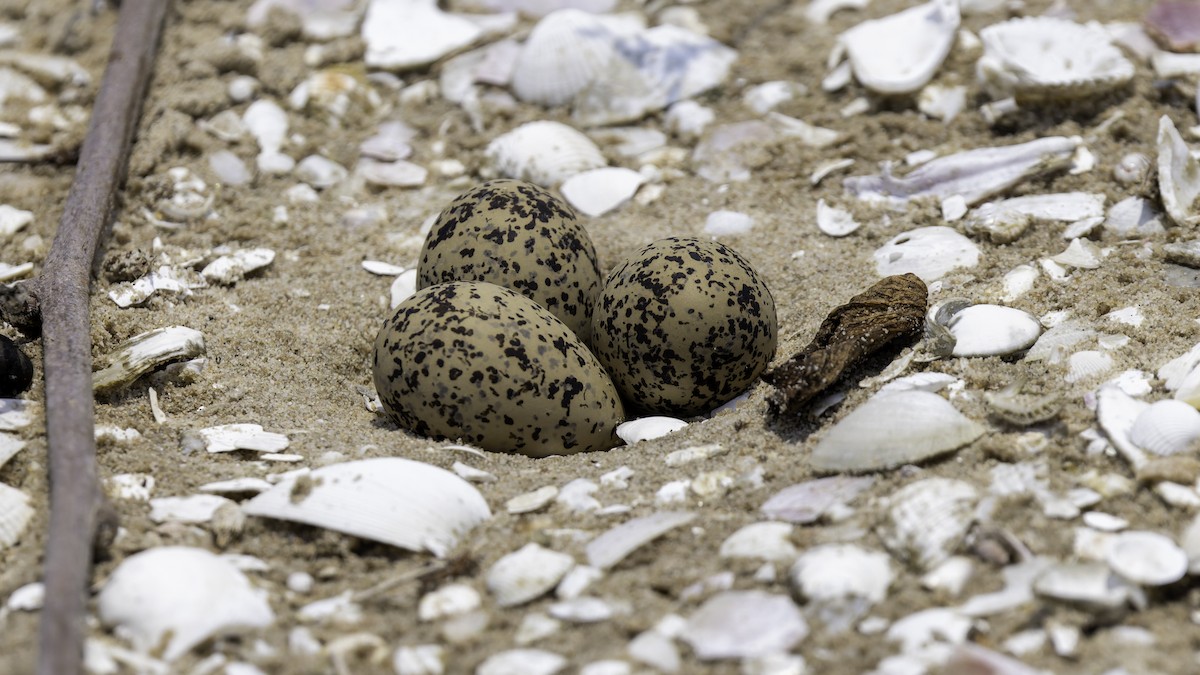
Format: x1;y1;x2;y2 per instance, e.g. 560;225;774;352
242;458;491;557
809;391;985;473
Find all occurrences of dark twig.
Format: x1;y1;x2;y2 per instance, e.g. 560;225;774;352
25;2;171;674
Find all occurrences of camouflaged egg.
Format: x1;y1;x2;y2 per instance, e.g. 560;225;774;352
418;179;603;344
373;281;625;457
591;237;777;416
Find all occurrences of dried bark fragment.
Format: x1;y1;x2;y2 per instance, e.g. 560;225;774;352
763;273;928;417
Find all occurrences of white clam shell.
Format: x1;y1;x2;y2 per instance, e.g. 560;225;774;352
585;511;695;569
788;544;892;604
835;0;959;94
487;543;576;607
1033;562;1133;610
977;17;1134;99
1105;531;1188;586
510;9;627;107
946;305;1041;357
0;483;33;550
1157;115;1200;228
1129;399;1200;457
809;391;985;473
560;167;644;217
97;547;274;661
873;226;980;282
486;121;607;187
877;478;978;571
679;591;808;661
242;458;491;557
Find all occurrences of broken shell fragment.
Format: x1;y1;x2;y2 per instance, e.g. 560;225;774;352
679;591;808;661
1157;115;1200;228
877;477;978;571
760;475;874;524
487;543;576;607
810;391;985;473
585;511;695;569
873;227;980;282
0;483;33;550
189;423;290;454
977;18;1134;100
242;458;490;557
97;546;274;662
964;192;1106;244
833;0;959;95
92;326;206;395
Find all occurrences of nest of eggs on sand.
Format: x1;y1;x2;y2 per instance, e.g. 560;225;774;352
371;179;779;457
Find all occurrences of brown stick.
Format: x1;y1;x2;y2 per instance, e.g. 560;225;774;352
34;2;170;673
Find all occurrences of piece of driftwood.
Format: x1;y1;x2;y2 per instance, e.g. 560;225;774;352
763;273;929;417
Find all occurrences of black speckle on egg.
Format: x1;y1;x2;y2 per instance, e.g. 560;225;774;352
0;335;33;398
417;179;603;344
591;237;778;416
373;281;625;457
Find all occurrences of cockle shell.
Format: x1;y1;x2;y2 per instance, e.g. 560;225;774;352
97;547;274;661
0;482;33;550
809;391;985;473
833;0;959;95
1064;350;1114;384
977;17;1134;99
486;121;607;187
510;9;630;107
877;477;978;571
242;458;491;557
1129;399;1200;457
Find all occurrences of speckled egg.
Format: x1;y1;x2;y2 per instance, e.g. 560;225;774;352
373;281;625;457
591;237;778;416
418;179;603;344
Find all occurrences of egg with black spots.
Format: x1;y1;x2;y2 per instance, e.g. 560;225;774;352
591;237;778;416
418;179;602;344
373;281;625;457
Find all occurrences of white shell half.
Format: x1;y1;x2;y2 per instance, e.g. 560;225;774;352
92;326;207;395
946;305;1041;357
810;391;985;473
789;543;892;604
486;121;607;187
97;546;274;661
1129;400;1200;457
873;226;980;282
1064;350;1114;384
836;0;959;94
362;0;482;71
616;416;687;444
760;476;875;524
0;483;33;550
510;10;627;106
242;458;491;557
877;477;978;571
585;511;695;569
679;591;808;661
977;17;1134;99
1105;531;1188;586
1158;115;1200;228
560;167;643;217
487;543;576;607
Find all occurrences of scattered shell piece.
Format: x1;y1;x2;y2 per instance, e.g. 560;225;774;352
1106;531;1188;586
0;483;33;549
487;543;576;608
703;210;753;237
548;597;614;623
0;204;32;238
362;0;482;71
476;649;566;675
1033;562;1133;611
789;544;891;631
191;423;289;454
198;477;272;496
506;486;558;514
92;327;206;395
878;478;978;571
586;511;695;569
942;304;1041;357
719;522;797;562
1065;350;1115;384
616;417;687;444
964;192;1105;244
486;121;606;187
148;495;237;524
845;136;1080;207
1146;0;1200;52
917;84;967;122
1130;400;1200;456
358;159;428;188
418;583;481;621
509;10;632;107
242;458;490;557
663;444;725;467
201;248;274;285
873;226;980;282
1158;115;1200;228
0;433;24;471
1052;238;1102;269
921;557;974;597
977;18;1134;99
833;0;959;95
560;168;642;217
761;476;874;526
6;582;43;611
815;200;859;237
679;591;808;661
97;547;274;662
810;391;985;473
246;0;363;40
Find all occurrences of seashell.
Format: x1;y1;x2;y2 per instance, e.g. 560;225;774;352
486;121;607;187
362;0;483;71
1105;530;1188;586
242;99;288;157
187;423;289;454
1033;562;1133;611
983;384;1062;427
242;458;491;557
718;522;797;562
476;649;566;675
1096;384;1151;471
510;10;627;107
845;136;1080;207
833;0;959;95
1157;115;1200;228
917;83;968;122
148;495;237;524
872;226;980;282
1114;152;1151;185
1064;350;1114;384
977;18;1134;100
0;433;25;472
1051;238;1102;269
680;591;808;661
585;511;695;569
0;482;33;550
876;477;977;571
418;583;481;621
97;546;274;661
1145;0;1200;52
0;399;32;432
487;543;576;607
760;476;874;524
1001;264;1038;302
246;0;362;40
810;390;985;473
616;416;687;444
1024;319;1095;364
1129;399;1200;456
1103;196;1165;238
357;158;428;187
295;154;348;189
92;326;206;395
560;167;644;217
0;204;32;237
788;544;892;632
944;304;1041;357
964;192;1106;244
703;210;754;237
815;199;860;237
201;248;275;285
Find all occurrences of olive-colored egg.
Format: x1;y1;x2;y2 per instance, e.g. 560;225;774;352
373;281;625;457
591;237;778;416
417;179;603;344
